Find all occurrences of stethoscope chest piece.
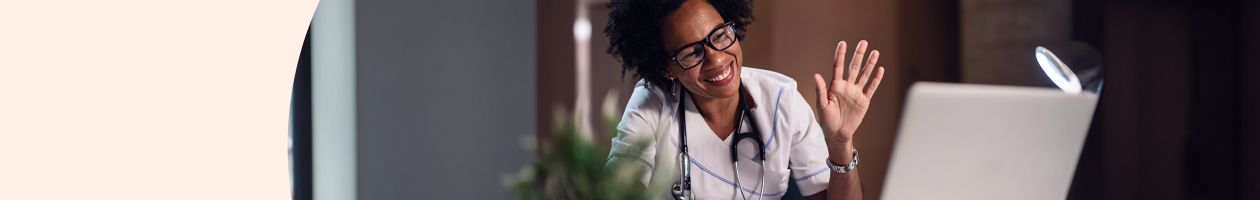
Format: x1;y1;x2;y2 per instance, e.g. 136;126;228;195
671;182;690;200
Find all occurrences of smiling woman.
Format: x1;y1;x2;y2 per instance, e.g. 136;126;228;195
605;0;751;91
603;0;886;199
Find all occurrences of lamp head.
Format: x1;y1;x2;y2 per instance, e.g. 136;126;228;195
1035;46;1083;94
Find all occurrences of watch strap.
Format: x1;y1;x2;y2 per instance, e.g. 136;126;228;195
826;147;859;174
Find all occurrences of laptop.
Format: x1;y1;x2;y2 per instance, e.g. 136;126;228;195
880;82;1099;200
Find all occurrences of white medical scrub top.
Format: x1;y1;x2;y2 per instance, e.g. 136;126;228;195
608;67;833;199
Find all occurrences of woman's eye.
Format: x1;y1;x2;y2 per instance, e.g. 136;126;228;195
687;51;702;58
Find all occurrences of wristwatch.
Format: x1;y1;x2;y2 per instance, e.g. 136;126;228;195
826;147;860;174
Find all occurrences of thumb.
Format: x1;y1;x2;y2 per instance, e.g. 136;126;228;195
813;74;827;106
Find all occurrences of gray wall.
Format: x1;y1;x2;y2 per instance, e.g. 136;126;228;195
355;0;536;199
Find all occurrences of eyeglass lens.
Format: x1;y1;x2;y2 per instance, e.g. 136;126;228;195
675;24;735;69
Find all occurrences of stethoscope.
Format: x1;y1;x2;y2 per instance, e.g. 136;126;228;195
672;82;767;200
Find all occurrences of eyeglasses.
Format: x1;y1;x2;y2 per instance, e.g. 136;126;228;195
668;22;737;69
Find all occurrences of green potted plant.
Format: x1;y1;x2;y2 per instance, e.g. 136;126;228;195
507;92;660;200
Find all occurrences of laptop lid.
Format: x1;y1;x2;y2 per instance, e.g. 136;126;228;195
880;82;1098;200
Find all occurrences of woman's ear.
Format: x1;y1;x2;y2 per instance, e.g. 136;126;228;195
659;70;674;80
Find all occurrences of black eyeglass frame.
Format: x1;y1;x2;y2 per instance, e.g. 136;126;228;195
667;21;737;69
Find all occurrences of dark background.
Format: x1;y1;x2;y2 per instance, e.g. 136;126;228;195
1065;0;1260;199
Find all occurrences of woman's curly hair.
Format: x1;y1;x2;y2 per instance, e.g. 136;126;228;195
605;0;754;89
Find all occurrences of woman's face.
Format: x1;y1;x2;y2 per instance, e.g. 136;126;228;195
660;0;743;100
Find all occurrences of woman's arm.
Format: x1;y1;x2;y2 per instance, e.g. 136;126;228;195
606;84;667;187
809;40;885;200
810;149;862;200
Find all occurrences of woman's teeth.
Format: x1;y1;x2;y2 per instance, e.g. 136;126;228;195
704;67;731;82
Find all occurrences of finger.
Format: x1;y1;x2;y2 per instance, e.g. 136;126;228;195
857;50;880;87
864;67;885;97
814;74;828;106
832;41;847;83
848;40;869;81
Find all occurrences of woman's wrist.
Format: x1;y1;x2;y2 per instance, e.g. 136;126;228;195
826;138;855;163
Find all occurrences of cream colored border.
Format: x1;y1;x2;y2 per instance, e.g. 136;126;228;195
0;1;317;199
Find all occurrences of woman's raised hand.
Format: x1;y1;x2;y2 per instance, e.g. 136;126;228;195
812;40;884;151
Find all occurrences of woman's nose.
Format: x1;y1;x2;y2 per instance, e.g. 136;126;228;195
702;45;727;69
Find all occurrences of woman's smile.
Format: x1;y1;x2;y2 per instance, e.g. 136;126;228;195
702;60;735;86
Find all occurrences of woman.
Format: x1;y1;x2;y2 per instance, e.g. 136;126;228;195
603;0;885;199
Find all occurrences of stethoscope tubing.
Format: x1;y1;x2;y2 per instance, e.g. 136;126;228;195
673;83;767;200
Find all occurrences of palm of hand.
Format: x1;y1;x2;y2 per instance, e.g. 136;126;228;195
812;40;884;144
